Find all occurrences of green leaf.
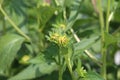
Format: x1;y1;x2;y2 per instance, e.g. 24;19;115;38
38;6;56;27
64;0;74;7
9;46;58;80
66;0;82;31
81;71;104;80
104;32;117;46
28;43;59;64
79;0;94;15
9;62;58;80
73;36;99;55
28;54;47;64
113;2;120;22
0;34;24;73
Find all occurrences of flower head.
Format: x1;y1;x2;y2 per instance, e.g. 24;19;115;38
47;28;69;47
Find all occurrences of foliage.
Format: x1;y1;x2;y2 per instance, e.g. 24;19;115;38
0;0;120;80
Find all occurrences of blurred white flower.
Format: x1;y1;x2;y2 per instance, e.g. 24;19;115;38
114;50;120;65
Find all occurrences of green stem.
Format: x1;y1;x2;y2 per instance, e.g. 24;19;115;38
58;56;66;80
54;0;59;6
98;0;106;80
70;28;102;67
0;5;31;41
65;54;76;80
106;0;110;33
59;66;63;80
63;8;67;20
58;48;63;80
98;0;105;35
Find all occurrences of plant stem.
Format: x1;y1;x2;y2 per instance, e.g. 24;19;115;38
58;48;63;80
106;0;110;33
54;0;59;6
0;5;31;41
59;66;63;80
70;28;102;67
58;54;66;80
65;54;76;80
98;0;107;80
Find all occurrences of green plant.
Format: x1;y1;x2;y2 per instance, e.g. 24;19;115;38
0;0;120;80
